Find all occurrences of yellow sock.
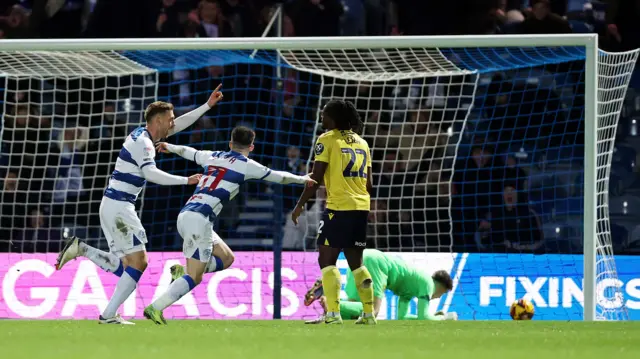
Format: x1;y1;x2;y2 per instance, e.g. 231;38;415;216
321;266;341;314
352;266;374;314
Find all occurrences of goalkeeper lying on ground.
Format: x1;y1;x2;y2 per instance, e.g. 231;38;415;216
304;249;457;322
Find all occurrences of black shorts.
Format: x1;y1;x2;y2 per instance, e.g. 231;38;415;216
316;209;369;249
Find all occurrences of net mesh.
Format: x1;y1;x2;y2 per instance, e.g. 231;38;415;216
0;51;156;253
280;46;639;320
595;50;639;320
0;43;637;320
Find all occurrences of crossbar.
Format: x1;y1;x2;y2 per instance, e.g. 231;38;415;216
0;34;596;52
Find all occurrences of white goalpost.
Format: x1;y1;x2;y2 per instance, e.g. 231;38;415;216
0;35;637;321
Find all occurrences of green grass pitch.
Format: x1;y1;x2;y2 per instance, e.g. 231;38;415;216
1;320;638;359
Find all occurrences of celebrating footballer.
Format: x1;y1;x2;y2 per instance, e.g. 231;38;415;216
56;85;224;325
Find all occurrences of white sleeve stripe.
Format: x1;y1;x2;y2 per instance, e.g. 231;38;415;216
108;179;143;195
114;158;140;173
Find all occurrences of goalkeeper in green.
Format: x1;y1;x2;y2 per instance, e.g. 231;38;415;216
304;249;457;322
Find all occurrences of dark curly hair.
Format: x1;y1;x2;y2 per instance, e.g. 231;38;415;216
323;99;363;133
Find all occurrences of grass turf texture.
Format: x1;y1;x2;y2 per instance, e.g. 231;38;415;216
1;321;638;359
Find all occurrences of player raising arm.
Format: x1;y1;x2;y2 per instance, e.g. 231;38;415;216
143;126;316;324
292;99;375;325
55;85;224;325
304;249;457;323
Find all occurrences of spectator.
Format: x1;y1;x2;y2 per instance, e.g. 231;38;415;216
49;126;89;226
373;151;413;248
458;0;503;35
258;3;294;37
198;0;225;37
18;207;61;252
519;0;572;34
397;111;443;171
478;185;544;252
363;0;388;35
341;0;365;36
189;117;225;145
374;150;404;199
282;187;325;250
2;104;51;196
0;4;31;38
1;0;635;258
91;103;127;140
396;0;502;35
285;145;305;174
367;198;389;248
181;6;207;37
155;0;181;37
496;0;526;32
281;145;306;211
2;104;30;168
501;154;529;203
393;0;456;35
453;145;503;249
484;74;567;152
22;0;91;38
1;169;29;246
606;0;640;51
85;0;157;38
288;0;343;37
219;0;258;37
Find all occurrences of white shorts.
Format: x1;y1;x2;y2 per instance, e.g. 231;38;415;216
99;196;147;258
177;210;222;263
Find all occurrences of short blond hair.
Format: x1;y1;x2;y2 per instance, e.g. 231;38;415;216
144;101;174;123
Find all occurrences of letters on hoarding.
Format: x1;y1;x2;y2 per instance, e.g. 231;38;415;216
0;252;638;320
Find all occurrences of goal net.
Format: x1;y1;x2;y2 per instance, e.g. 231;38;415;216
280;46;639;321
0;51;157;252
0;37;637;321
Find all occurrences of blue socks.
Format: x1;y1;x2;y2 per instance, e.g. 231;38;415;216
151;275;196;311
101;266;143;319
205;256;224;273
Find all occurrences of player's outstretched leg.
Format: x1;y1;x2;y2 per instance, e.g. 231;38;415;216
146;262;203;324
56;235;124;276
147;212;233;324
304;278;324;306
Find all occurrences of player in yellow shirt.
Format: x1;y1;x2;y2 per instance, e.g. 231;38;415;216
292;99;375;325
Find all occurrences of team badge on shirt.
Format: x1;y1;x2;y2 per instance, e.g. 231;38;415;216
143;146;153;162
315;143;324;155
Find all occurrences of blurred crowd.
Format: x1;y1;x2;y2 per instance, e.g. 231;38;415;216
0;0;635;47
2;0;640;255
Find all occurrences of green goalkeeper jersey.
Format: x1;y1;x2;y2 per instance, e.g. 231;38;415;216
343;249;440;320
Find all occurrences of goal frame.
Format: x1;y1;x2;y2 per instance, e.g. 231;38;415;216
0;34;600;321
